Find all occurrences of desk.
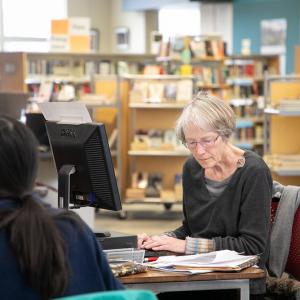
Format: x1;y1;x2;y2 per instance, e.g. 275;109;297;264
120;267;265;300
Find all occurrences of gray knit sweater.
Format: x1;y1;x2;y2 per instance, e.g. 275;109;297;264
172;150;272;294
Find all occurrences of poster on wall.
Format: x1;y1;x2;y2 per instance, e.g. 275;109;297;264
115;27;130;51
260;18;287;73
261;18;287;54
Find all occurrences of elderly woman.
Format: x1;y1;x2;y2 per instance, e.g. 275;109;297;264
139;94;272;299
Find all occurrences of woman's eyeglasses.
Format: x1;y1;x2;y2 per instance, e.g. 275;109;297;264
183;135;219;151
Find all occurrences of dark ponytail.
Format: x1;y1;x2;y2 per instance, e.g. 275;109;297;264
0;116;80;299
7;195;69;299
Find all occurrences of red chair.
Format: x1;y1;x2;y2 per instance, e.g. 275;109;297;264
271;199;300;280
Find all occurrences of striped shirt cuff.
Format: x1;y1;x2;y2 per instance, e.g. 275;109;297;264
185;237;215;254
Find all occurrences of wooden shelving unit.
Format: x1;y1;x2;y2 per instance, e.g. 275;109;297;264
224;54;280;155
122;74;193;211
0;52;156;94
263;74;300;185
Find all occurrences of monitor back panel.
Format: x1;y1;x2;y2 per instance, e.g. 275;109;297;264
0;92;30;120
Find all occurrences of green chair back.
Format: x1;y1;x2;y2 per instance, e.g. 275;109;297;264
56;289;157;300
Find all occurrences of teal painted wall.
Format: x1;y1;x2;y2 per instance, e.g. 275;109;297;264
233;0;300;73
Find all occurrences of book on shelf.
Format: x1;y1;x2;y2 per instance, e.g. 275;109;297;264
99;61;112;75
176;79;193;102
159;41;170;57
164;82;177;101
190;38;206;58
143;65;163;75
174;173;183;201
129;82;149;103
132;172;148;189
148;83;165;103
169;36;185;60
179;64;193;76
145;172;163;198
205;40;214;57
254;61;264;77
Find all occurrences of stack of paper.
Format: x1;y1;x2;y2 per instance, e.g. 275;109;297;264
144;250;259;274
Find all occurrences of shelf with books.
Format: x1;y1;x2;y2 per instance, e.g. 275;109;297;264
25;75;91;85
264;74;300;185
228;97;264;155
166;35;226;61
225;55;279;94
0;52;156;94
225;54;279;78
121;74;193;209
153;35;227;91
157;57;225;63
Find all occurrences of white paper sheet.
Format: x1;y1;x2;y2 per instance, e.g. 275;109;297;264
38;102;92;124
146;250;258;269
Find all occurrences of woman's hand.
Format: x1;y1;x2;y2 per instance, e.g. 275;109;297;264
137;233;153;249
141;235;186;254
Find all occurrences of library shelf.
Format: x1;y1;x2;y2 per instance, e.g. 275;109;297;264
264;108;300;116
263;74;300;185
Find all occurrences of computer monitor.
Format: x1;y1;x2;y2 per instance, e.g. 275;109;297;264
0;92;30;120
45;121;122;212
25;113;50;148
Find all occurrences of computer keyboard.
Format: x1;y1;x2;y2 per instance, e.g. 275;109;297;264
144;250;169;258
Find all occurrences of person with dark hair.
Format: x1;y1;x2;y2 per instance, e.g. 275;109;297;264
0;115;123;299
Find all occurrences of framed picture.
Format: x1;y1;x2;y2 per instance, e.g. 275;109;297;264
115;27;129;50
260;18;287;54
90;28;100;52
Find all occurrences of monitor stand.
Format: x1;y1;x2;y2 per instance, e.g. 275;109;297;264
58;164;76;209
57;164;113;238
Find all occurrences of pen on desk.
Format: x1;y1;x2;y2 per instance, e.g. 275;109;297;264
144;257;159;262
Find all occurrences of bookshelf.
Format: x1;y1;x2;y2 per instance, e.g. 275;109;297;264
225;54;280;155
122;74;194;211
153;35;228;99
0;52;156;95
263;74;300;185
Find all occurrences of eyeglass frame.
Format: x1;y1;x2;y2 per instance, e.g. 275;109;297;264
183;134;220;151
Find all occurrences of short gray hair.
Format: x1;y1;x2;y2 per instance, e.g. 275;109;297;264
175;93;236;142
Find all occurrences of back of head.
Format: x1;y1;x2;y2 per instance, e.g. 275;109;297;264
0;115;38;198
175;92;236;142
0;115;71;299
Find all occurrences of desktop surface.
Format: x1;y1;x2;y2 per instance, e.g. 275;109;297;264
120;266;265;283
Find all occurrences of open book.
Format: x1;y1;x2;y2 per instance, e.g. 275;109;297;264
145;250;259;273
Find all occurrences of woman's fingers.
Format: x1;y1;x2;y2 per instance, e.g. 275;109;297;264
137;233;151;249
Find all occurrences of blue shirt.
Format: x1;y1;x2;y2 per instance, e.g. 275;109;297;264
0;198;123;299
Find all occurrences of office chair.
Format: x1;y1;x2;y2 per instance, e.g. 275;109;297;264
271;199;300;281
57;290;158;300
267;198;300;299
